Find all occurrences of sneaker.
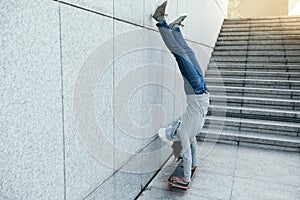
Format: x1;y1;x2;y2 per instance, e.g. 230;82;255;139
169;14;187;29
152;1;168;21
158;128;173;146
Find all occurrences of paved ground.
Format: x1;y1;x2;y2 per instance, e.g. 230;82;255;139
137;142;300;200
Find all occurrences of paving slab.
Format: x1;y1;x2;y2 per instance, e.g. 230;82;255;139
235;146;300;187
137;142;300;200
139;187;218;200
196;143;238;177
231;177;300;200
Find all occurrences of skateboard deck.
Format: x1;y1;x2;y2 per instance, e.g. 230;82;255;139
167;162;197;190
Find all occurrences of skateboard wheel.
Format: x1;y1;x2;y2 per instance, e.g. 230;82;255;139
168;183;173;189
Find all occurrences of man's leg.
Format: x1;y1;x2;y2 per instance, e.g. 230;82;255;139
171;25;203;75
156;21;192;63
157;21;205;94
171;25;208;92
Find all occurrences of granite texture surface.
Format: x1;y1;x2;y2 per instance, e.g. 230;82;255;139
1;0;217;198
0;0;63;199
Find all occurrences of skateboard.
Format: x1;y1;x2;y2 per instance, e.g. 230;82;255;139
167;161;197;190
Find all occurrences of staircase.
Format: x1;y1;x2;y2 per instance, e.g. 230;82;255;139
198;16;300;152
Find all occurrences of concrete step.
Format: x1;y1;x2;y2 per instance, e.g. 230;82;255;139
197;128;300;152
203;116;300;137
205;70;300;80
222;22;300;28
203;16;300;152
207;63;300;72
206;77;300;89
209;95;300;110
217;35;300;41
224;16;300;24
212;50;300;57
207;86;300;100
216;39;300;46
208;105;300;121
220;30;300;37
211;56;300;64
211;61;300;65
214;45;300;51
221;24;300;32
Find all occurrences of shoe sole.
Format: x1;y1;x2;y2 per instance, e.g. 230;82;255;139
152;1;168;21
169;14;187;29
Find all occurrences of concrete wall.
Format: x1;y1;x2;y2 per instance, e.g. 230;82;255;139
289;0;300;15
240;0;289;17
0;0;227;199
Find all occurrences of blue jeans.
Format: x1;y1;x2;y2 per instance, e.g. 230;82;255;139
157;20;210;182
156;20;208;95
